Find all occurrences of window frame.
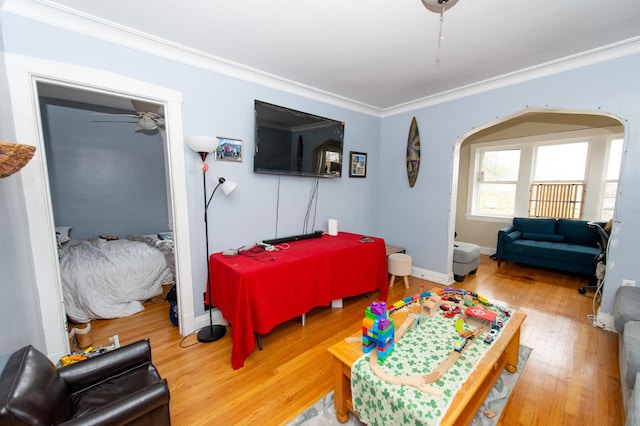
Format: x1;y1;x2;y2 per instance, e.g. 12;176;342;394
466;130;622;222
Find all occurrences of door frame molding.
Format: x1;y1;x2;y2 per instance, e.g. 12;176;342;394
5;53;196;360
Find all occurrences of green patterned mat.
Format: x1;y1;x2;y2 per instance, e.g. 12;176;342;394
288;345;531;426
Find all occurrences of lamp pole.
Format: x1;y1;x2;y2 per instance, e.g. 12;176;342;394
197;152;227;343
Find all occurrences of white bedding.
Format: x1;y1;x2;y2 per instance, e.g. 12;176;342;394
59;237;174;322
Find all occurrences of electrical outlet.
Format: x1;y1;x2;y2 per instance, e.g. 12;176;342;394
623;279;636;287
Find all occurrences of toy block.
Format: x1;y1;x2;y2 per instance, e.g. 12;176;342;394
362;317;375;330
370;302;386;316
378;318;392;330
363;341;376;353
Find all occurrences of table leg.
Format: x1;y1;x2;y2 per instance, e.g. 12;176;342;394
505;324;521;373
332;356;350;423
255;333;262;351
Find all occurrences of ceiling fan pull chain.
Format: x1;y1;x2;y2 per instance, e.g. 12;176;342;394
435;4;446;66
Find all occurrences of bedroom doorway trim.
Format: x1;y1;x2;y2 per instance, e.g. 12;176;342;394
5;53;196;360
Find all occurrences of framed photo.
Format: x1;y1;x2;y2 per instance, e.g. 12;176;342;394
215;137;242;162
349;151;367;178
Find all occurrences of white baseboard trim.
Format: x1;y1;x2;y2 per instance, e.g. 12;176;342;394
193;308;229;334
412;266;454;286
479;246;496;256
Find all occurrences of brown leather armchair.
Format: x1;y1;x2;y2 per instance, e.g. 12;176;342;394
0;338;170;425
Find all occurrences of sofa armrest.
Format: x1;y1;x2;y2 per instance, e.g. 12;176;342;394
60;379;170;426
58;339;152;393
503;230;522;243
496;226;521;261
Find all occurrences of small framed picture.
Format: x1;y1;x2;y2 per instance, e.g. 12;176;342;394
215;137;242;162
349;151;367;178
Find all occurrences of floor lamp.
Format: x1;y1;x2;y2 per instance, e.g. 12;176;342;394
186;135;238;343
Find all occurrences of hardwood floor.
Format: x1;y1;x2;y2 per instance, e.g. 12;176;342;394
88;255;624;425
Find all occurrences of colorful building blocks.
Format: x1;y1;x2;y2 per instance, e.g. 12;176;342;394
362;302;395;362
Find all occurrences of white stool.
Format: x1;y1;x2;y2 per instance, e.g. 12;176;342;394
388;253;412;289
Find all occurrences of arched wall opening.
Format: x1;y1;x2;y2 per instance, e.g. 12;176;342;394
451;107;625;257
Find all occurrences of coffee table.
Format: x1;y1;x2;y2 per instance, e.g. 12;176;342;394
328;307;526;424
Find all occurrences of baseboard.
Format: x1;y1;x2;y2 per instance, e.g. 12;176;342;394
194;308;229;332
479;246;496;256
412;266;452;285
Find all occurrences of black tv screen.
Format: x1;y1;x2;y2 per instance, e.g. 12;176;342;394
254;100;344;178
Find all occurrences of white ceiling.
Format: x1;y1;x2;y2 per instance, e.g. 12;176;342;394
16;0;640;110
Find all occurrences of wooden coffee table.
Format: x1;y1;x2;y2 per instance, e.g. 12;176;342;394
328;308;526;424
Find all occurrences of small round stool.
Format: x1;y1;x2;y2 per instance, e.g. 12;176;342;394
388;253;412;289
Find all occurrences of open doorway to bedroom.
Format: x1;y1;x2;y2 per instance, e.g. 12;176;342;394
5;54;195;359
36;82;179;349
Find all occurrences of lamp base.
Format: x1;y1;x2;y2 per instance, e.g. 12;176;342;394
197;324;226;343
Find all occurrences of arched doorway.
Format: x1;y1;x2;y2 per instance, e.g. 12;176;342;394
452;108;624;253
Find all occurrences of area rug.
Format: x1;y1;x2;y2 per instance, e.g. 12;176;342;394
287;345;532;426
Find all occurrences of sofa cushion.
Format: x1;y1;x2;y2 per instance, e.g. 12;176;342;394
615;286;640;333
628;373;640;426
624;321;640;390
522;232;565;242
557;219;601;247
503;230;522;243
453;242;480;263
513;217;556;235
505;239;599;265
0;345;72;425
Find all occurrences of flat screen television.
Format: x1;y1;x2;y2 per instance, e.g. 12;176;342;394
254;100;345;178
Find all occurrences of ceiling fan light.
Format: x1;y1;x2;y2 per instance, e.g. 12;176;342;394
421;0;459;13
135;115;158;132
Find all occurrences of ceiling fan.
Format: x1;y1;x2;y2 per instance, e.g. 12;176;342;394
93;100;165;132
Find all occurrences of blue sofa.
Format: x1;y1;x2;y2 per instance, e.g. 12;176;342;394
496;217;605;276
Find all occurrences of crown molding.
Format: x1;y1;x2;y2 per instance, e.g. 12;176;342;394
5;0;640;119
3;0;382;116
383;37;640;117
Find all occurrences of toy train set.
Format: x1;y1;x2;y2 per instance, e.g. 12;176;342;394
361;286;511;395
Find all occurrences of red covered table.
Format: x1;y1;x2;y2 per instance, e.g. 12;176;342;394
209;232;388;369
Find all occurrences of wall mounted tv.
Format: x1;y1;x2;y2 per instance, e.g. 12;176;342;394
254;100;345;178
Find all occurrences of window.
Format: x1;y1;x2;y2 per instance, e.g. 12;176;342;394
468;135;622;222
474;149;520;216
533;142;587;181
529;142;588;219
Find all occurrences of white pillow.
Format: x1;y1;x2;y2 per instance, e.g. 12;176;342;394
56;226;72;245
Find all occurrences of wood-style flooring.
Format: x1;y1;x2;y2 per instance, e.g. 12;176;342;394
88;255;624;425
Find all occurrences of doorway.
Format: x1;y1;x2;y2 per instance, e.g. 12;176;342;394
5;54;195;359
38;83;176;328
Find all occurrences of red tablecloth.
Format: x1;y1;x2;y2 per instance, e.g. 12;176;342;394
209;232;388;369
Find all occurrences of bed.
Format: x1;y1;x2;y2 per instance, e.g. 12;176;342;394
57;231;175;323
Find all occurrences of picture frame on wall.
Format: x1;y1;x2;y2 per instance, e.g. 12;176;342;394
349;151;367;178
215;136;243;162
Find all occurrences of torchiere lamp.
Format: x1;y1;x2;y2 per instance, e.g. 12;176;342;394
186;135;238;343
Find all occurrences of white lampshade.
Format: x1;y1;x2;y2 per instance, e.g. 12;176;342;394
221;179;237;196
421;0;459;13
186;135;217;153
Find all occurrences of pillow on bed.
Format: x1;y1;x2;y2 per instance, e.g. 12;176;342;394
56;226;72;245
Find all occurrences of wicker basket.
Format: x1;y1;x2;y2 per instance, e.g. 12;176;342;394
0;142;36;178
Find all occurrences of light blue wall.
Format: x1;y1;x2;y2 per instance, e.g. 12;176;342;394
378;55;640;315
1;9;637;354
0;12;382;317
0;21;46;364
40;99;170;240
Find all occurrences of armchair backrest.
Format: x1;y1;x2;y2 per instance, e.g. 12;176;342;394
0;345;72;425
